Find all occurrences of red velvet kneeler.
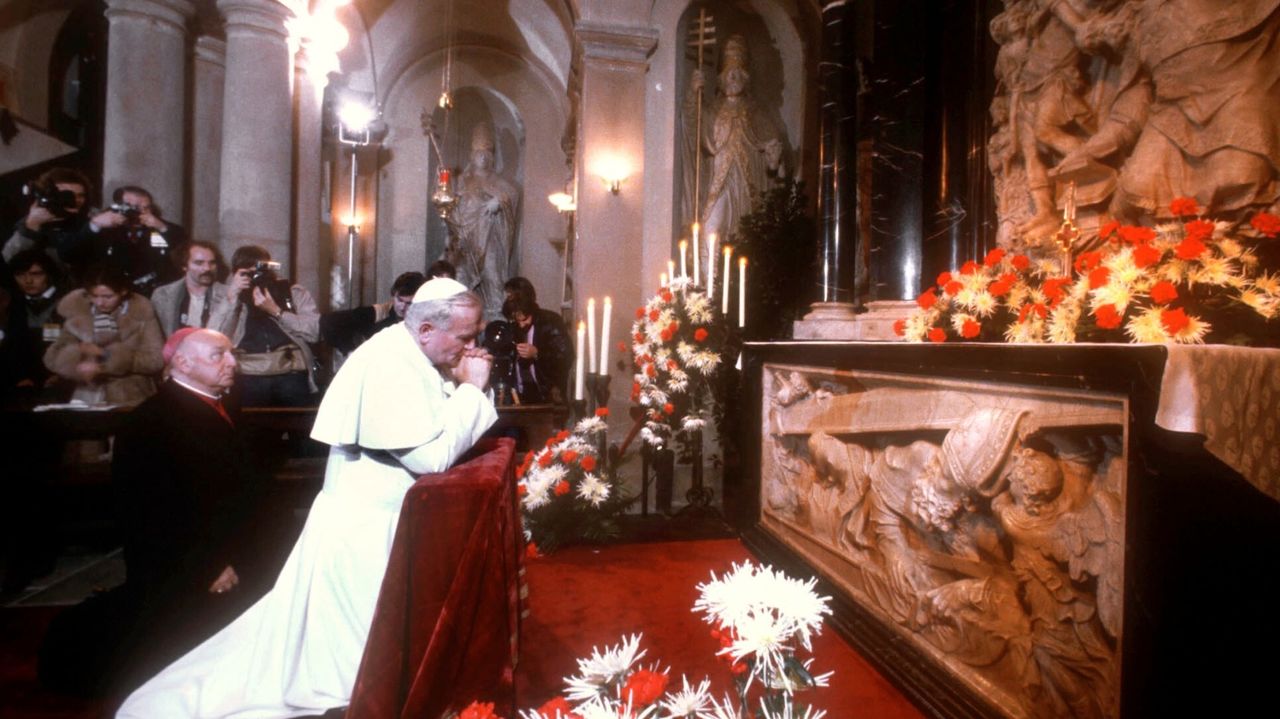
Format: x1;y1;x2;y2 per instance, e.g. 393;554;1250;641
346;438;521;719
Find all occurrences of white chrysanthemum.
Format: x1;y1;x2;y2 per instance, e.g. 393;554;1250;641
686;351;721;375
696;695;744;719
681;416;707;432
577;473;610;507
1034;258;1061;276
645;387;670;407
953;287;976;308
1216;238;1244;259
666;376;689;394
522;487;551;510
903;312;932;342
654;348;672;367
1154;221;1182;237
676;341;696;362
1090;282;1133;312
1240;289;1278;319
1124;307;1169;343
694;563;831;654
1169;312;1211;344
969;291;996;317
1188;256;1235;287
949;312;975;336
660;676;712;718
564;634;647;703
685;292;713;324
1004;320;1043;343
575;416;607;434
1254;272;1280;295
1104;249;1143;286
640;426;664;447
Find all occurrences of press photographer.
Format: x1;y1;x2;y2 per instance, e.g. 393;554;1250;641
224;245;321;406
62;185;186;296
3;168;94;269
498;290;573;404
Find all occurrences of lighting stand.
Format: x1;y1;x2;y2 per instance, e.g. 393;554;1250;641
336;120;379;309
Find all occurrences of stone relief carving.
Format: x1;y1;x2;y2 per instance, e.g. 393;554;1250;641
761;365;1125;718
989;0;1280;255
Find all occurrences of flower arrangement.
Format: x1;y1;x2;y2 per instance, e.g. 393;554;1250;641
630;277;729;448
453;561;833;719
517;409;628;554
895;200;1280;345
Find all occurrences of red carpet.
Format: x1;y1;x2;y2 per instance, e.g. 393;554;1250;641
515;538;922;718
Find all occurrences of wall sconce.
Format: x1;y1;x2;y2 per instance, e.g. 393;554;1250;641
593;155;631;195
548;191;576;213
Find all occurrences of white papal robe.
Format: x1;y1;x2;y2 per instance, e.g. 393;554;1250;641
117;323;497;718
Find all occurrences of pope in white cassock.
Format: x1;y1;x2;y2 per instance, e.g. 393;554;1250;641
117;278;498;718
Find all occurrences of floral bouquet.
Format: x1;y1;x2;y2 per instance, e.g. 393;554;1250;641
895;201;1280;346
454;561;833;719
517;409;628;554
630;277;730;448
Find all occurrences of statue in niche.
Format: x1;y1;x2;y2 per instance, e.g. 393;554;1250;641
682;34;784;250
443;122;518;319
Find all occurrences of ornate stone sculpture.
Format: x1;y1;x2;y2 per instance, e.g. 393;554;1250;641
989;0;1280;254
761;366;1126;718
443;122;519;319
682;35;784;249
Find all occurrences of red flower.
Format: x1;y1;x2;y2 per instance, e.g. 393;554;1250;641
666;359;679;371
961;319;981;339
959;260;980;275
989;273;1016;297
1088;266;1111;290
730;661;748;675
537;697;579;719
635;307;645;320
661;290;673;303
595;407;610;417
459;701;503;719
556;430;571;442
694;328;709;342
1011;254;1031;271
1042;277;1072;303
936;271;953;287
1149;281;1178;305
928;327;946;343
1099;219;1121;240
1184;219;1214;243
667;321;678;334
660;328;673;342
1250;211;1280;237
944;280;963;296
580;455;597;472
893;319;906;337
537;452;553;468
1093;304;1123;330
1117;226;1156;245
525;543;540;559
1133;243;1162;268
516;484;527;497
645;364;656;377
622;669;670;706
1161;307;1191;335
560;450;579;464
984;248;1006;268
648;309;660;322
1074;251;1103;274
1016;302;1049;323
554;481;570;496
1169;196;1199;217
916;288;939;310
663;402;675;415
1174;236;1207;261
633;332;644;343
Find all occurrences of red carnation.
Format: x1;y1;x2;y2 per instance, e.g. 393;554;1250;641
537;452;553;468
989;273;1016;297
694;328;709;342
1011;254;1031;271
1099;219;1121;240
580;455;597;472
663;402;675;415
1118;226;1156;245
1161;307;1191;335
944;280;963;296
556;430;571;442
1175;236;1207;261
1088;266;1111;290
525;543;540;559
1016;302;1048;323
1184;219;1214;243
959;260;980;275
984;248;1006;267
459;702;503;719
537;697;579;719
622;669;670;706
516;484;527;497
660;328;673;342
645;364;656;377
1250;211;1280;237
666;359;678;371
1093;304;1123;330
961;319;981;339
633;332;644;343
928;327;947;343
661;290;673;303
917;288;939;310
893;319;906;337
635;307;645;320
1074;251;1103;274
1169;196;1199;217
1133;243;1162;269
595;407;610;417
648;309;660;322
554;481;570;496
560;450;579;464
936;271;953;287
1042;277;1072;303
1149;281;1178;305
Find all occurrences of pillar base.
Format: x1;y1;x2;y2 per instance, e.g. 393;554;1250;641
793;300;916;341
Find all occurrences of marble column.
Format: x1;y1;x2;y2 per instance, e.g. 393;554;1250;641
292;48;325;305
102;0;195;220
216;0;294;269
190;36;225;243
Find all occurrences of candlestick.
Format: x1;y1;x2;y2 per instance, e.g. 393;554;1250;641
692;225;700;285
722;245;732;315
738;256;747;328
587;297;597;374
599;296;612;373
679;240;688;279
707;232;718;296
575;320;586;400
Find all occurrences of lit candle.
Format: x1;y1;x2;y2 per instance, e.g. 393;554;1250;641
679;240;688;279
722;245;733;315
586;297;597;374
575;320;586;400
667;259;676;284
660;272;668;288
692;223;701;285
738;256;748;328
707;232;718;295
599;296;612;374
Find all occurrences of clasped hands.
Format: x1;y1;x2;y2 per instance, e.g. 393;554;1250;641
453;348;494;390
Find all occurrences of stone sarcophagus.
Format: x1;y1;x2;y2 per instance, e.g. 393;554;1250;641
731;343;1280;719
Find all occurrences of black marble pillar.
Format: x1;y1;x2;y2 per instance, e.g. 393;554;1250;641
816;0;860;305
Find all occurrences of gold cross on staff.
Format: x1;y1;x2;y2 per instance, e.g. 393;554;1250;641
1056;181;1079;275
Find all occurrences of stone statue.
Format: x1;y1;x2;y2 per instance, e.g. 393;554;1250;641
443;122;518;319
682;34;784;252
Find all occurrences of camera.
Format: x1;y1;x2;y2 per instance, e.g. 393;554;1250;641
482;319;519;405
240;260;296;313
108;202;143;221
22;181;77;219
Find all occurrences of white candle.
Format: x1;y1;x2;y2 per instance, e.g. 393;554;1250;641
707;232;718;296
679;240;688;279
660;272;668;288
738;256;747;328
575;320;586;400
586;297;597;374
667;259;675;284
692;223;701;285
599;296;612;374
722;245;733;315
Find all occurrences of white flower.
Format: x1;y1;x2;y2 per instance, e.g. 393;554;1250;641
660;676;711;718
575;416;607;434
577;473;610;507
696;695;744;719
565;634;646;703
681;416;706;432
522;487;551;510
685;293;713;324
693;563;831;659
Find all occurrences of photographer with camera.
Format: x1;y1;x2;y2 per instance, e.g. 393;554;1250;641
497;290;573;404
3;167;95;269
224;245;320;406
62;185;186;297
